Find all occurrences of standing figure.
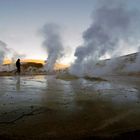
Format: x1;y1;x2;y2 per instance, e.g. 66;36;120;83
16;59;21;74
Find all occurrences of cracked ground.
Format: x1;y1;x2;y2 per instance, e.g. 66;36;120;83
0;75;140;139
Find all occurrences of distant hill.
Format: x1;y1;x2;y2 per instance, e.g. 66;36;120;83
3;59;45;64
95;52;140;76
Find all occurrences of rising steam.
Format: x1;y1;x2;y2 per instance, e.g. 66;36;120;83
0;39;26;72
0;40;8;64
126;47;140;72
41;23;64;72
70;0;140;77
10;49;26;64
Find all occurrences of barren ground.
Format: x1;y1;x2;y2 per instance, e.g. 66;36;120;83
0;75;140;139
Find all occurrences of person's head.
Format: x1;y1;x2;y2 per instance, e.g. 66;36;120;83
18;59;20;62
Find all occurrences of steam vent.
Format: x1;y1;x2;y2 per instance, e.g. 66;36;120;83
0;0;140;140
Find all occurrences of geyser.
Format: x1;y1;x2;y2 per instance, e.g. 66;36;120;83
70;0;140;77
0;40;8;64
41;23;64;72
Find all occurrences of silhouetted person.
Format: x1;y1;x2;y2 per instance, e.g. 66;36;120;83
16;59;21;74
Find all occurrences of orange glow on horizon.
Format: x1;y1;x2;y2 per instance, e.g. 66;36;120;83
3;59;69;70
3;59;45;64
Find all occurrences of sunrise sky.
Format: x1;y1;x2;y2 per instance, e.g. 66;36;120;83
0;0;139;64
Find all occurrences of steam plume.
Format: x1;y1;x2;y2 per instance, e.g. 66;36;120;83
70;0;140;77
41;23;64;72
10;49;25;64
126;48;140;72
0;40;8;64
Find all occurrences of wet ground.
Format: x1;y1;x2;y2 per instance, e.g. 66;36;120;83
0;75;140;139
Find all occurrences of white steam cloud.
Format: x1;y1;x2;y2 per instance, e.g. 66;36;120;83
10;49;26;64
0;40;8;64
126;48;140;72
41;23;64;72
70;0;140;77
0;39;26;73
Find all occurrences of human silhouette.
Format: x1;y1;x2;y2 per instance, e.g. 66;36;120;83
16;59;21;74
